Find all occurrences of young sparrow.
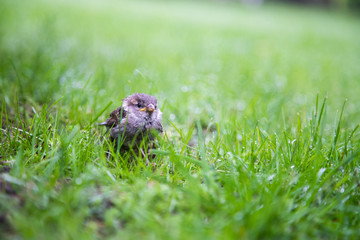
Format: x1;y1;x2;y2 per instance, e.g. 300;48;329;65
99;93;163;151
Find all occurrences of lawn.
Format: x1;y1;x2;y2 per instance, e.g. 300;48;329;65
1;0;360;239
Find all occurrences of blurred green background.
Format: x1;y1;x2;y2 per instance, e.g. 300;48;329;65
1;0;359;129
1;0;360;239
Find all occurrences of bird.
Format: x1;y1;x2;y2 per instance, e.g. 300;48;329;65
99;93;163;154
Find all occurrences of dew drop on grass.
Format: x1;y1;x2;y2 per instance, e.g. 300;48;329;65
76;178;82;185
169;114;176;121
267;174;275;181
317;168;326;178
256;205;264;211
133;68;142;76
236;133;242;141
234;212;243;221
275;75;287;89
342;196;350;204
219;148;224;155
236;101;245;111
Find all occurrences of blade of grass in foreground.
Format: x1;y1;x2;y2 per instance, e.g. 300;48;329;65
307;149;360;205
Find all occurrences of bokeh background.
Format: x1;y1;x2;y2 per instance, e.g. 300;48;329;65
1;0;360;129
1;0;360;239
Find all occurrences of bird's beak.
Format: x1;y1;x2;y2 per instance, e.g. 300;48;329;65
147;104;155;112
140;104;155;113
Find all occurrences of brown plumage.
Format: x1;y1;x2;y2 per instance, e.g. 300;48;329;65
99;93;163;153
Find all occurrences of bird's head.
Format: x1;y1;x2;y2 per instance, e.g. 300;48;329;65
123;93;162;121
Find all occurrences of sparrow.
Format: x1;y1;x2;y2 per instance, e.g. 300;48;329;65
99;93;163;151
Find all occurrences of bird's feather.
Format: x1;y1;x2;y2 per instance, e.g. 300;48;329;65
99;106;127;129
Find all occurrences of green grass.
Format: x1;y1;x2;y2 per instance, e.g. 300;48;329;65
1;0;360;239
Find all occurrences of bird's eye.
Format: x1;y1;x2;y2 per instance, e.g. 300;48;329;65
137;103;141;108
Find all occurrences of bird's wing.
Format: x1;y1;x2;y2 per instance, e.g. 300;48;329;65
98;106;127;128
